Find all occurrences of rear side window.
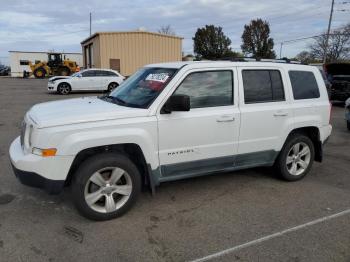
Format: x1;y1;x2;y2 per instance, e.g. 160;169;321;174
107;71;118;76
289;71;320;100
242;70;285;103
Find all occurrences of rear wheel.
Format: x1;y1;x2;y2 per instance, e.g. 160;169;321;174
71;153;141;221
108;82;119;92
33;67;46;78
275;134;315;181
57;82;71;95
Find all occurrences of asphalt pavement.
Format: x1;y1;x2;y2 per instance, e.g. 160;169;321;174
0;77;349;262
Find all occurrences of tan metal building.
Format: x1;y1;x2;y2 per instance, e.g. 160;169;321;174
81;31;183;76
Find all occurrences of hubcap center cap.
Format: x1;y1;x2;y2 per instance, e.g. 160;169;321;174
102;184;114;195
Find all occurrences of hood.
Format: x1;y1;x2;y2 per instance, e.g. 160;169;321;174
49;76;71;81
28;97;149;128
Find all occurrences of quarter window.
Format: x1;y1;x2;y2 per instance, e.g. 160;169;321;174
242;70;285;103
289;71;320;100
173;71;233;108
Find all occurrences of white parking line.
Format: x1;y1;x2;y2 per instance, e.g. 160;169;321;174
190;208;350;262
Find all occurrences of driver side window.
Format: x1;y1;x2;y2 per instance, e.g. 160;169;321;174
173;70;233;109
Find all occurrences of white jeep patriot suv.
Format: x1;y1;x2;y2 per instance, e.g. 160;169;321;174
10;61;332;220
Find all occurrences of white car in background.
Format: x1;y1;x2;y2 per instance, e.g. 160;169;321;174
47;68;125;95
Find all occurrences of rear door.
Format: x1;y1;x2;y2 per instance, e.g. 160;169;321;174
95;70;110;90
237;67;293;166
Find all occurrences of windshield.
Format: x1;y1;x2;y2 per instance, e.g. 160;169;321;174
102;67;177;108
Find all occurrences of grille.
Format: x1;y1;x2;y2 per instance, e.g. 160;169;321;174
20;121;26;148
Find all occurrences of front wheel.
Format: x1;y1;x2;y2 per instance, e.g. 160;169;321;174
57;82;71;95
71;153;141;221
275;134;315;181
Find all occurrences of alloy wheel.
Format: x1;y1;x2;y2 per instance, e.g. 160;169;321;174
286;142;311;176
108;83;117;91
84;167;132;213
59;84;70;94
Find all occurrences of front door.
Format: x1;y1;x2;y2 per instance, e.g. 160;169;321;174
80;70;101;90
157;69;240;180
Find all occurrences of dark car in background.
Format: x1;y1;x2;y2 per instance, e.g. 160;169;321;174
346;98;350;131
0;65;10;76
326;63;350;101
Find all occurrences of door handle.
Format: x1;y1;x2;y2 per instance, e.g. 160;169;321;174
216;115;235;122
273;111;288;117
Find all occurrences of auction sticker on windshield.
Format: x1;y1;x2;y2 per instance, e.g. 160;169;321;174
146;73;170;83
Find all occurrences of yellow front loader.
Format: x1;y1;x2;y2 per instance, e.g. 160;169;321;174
29;53;79;78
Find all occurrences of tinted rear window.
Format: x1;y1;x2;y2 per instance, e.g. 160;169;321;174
242;70;285;103
289;71;320;100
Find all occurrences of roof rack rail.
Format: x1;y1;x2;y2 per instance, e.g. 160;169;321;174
215;57;307;65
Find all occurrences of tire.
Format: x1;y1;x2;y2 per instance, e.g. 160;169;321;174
57;82;71;95
71;153;142;221
108;82;119;92
275;134;315;181
59;67;70;76
33;67;46;78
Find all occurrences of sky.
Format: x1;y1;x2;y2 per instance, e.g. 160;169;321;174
0;0;349;65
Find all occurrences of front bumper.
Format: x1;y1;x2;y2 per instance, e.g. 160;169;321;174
9;137;73;194
47;82;57;92
11;163;64;194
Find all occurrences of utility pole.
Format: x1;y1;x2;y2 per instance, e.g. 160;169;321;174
279;42;283;59
89;12;92;36
323;0;335;64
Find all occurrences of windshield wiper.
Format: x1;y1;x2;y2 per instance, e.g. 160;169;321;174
113;97;127;105
99;95;127;106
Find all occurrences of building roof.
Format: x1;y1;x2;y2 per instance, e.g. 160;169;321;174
81;31;183;45
8;50;82;55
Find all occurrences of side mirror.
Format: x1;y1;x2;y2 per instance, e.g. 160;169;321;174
162;95;190;114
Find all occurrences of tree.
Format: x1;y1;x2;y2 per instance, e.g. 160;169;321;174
193;25;232;59
295;51;316;63
158;25;175;36
241;18;276;59
309;23;350;62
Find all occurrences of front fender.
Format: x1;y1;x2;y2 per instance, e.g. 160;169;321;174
57;127;159;169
